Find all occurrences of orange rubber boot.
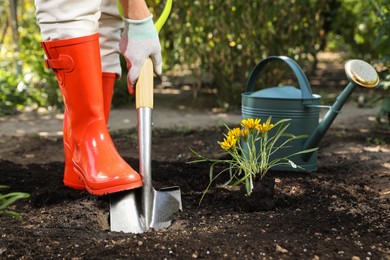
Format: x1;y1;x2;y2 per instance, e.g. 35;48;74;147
63;72;117;190
62;110;85;190
102;72;116;122
41;34;142;195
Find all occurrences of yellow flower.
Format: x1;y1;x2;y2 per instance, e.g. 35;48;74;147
227;127;241;139
258;122;274;133
240;128;249;140
241;118;260;130
220;135;237;150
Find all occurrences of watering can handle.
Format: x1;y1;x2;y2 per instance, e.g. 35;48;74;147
245;56;313;100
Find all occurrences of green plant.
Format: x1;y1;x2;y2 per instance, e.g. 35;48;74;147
190;117;317;203
366;137;386;145
0;0;59;115
0;185;30;221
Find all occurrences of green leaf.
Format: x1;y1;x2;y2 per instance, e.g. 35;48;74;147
0;210;24;221
288;160;297;168
0;192;30;211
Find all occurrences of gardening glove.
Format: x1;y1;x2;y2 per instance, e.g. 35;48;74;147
119;14;162;95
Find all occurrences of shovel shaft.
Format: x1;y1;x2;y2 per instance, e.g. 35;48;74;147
137;107;154;228
137;108;152;186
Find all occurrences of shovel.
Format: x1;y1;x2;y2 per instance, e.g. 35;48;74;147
110;58;182;233
110;0;181;233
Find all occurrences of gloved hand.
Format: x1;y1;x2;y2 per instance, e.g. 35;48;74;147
120;14;162;95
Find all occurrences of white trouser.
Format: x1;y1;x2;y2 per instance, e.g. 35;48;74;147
35;0;123;77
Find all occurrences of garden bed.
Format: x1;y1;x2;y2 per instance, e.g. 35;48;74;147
0;123;389;259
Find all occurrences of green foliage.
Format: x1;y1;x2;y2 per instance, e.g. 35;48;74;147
328;1;389;90
0;185;30;221
328;0;389;60
1;0;389;113
0;66;55;115
0;0;59;115
18;1;60;107
151;0;335;109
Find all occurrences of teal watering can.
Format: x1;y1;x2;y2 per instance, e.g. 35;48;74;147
242;56;379;172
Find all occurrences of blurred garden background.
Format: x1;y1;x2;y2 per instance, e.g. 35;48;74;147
0;0;389;118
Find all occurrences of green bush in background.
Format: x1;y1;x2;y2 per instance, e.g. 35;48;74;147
0;0;59;115
0;0;388;114
154;0;332;108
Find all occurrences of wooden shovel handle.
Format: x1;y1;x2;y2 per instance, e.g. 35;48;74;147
136;58;154;109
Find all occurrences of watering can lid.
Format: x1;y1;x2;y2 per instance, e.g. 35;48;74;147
245;86;317;100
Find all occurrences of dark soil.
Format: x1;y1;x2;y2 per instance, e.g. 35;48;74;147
0;124;389;259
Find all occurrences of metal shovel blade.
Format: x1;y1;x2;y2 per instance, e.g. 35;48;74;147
109;105;182;233
110;186;182;233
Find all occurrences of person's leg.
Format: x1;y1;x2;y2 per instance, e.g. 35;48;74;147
62;0;123;190
35;0;101;41
35;0;141;195
99;0;124;120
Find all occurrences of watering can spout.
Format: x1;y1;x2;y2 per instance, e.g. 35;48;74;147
302;59;379;162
